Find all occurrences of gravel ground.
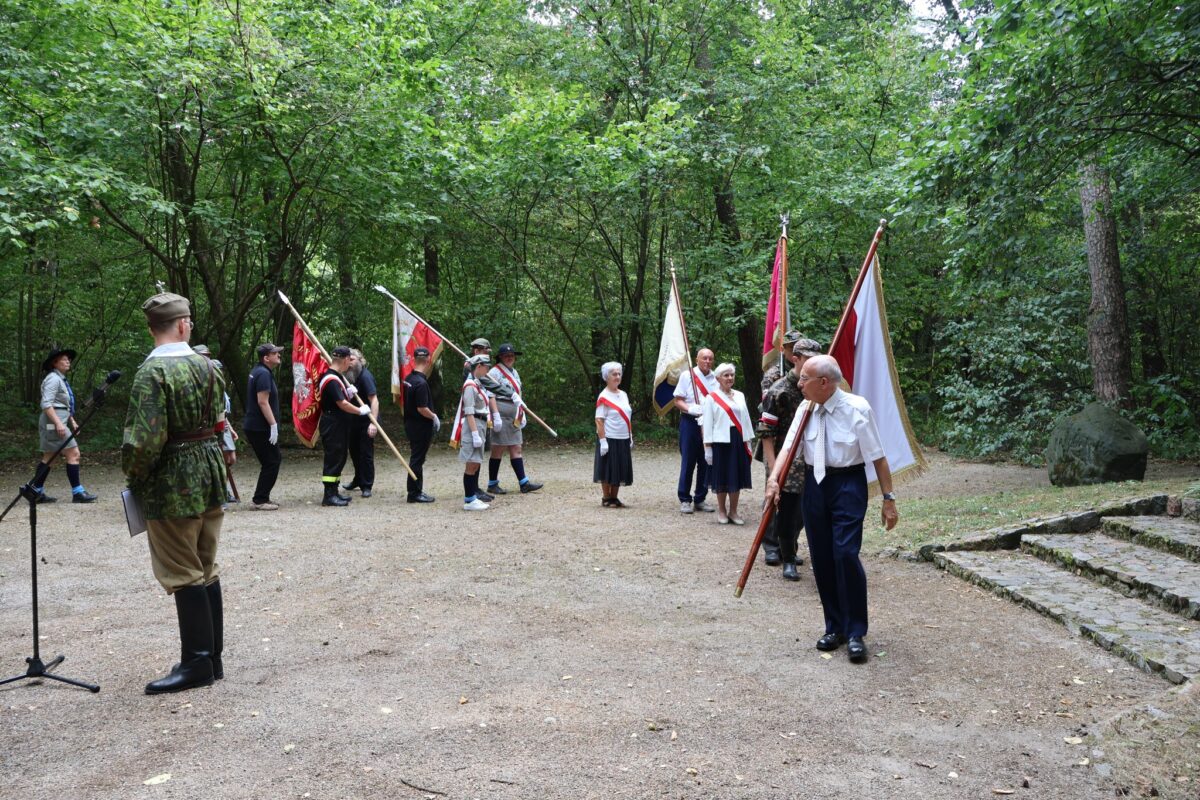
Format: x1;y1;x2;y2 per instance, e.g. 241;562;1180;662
0;445;1179;798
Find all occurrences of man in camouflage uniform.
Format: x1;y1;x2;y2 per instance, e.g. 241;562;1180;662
123;292;229;695
758;336;823;581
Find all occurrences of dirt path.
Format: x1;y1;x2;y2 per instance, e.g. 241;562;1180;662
0;446;1181;798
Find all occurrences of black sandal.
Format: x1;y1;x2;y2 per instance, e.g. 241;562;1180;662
602;497;614;507
609;498;627;509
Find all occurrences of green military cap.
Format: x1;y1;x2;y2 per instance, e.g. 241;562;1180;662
141;292;191;326
191;344;211;356
793;337;823;357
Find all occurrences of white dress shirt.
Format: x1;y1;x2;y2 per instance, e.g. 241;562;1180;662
701;389;755;445
673;367;718;403
595;389;632;440
780;388;884;468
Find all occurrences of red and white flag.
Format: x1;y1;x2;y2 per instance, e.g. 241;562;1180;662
829;250;925;485
291;321;326;449
761;234;789;371
391;301;444;412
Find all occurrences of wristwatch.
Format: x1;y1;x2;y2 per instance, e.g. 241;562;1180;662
882;492;897;501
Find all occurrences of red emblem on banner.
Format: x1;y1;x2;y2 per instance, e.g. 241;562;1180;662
291;321;328;448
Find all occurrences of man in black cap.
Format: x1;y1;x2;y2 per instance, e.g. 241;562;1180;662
343;348;379;498
486;343;542;494
243;343;284;510
317;346;371;507
403;346;438;503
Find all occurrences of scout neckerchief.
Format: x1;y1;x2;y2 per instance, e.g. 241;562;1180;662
709;389;753;458
451;376;485;445
595;392;632;437
494;364;526;427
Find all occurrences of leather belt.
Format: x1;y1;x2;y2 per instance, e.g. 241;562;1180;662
806;463;865;475
168;427;217;444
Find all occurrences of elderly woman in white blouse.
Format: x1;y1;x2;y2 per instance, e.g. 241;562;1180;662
701;362;755;524
594;361;634;508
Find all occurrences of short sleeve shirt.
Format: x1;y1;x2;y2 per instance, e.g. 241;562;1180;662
404;371;432;423
354;367;378;400
243;364;279;431
319;370;349;414
673;368;717;403
595;389;632;440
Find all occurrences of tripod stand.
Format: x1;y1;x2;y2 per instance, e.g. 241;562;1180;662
0;370;120;693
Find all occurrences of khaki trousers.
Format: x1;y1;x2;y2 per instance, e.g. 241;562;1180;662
146;506;223;594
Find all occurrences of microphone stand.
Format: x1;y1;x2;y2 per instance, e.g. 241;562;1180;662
0;371;120;693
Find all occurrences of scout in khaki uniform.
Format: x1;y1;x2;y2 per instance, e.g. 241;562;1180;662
454;355;493;511
486;343;543;495
122;292;229;694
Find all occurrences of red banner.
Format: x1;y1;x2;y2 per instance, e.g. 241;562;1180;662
392;301;445;412
291;321;327;448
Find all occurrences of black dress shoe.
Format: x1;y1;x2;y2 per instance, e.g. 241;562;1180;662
816;633;846;652
360;488;372;498
519;481;543;493
35;491;57;504
72;491;97;503
407;493;436;504
342;481;359;491
781;562;800;581
847;637;868;663
322;494;351;507
487;483;508;495
477;491;494;503
763;547;782;566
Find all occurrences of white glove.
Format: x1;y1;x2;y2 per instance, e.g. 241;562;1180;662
687;403;703;417
512;393;524;407
268;423;279;445
471;431;484;448
704;446;713;465
344;384;359;399
432;415;441;432
357;404;371;416
599;438;609;456
492;412;503;431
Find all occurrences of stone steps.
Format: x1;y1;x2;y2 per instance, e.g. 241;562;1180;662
1101;515;1200;563
935;550;1200;684
1022;533;1200;620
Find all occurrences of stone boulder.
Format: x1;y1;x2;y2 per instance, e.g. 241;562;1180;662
1046;402;1148;486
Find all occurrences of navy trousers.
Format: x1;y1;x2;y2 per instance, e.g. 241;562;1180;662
802;464;869;638
676;415;709;503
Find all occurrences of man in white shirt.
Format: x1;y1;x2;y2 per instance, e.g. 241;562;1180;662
672;348;718;514
769;354;899;663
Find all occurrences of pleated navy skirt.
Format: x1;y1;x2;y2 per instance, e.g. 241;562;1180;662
593;438;633;486
708;430;752;493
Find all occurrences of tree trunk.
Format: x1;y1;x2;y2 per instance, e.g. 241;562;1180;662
423;235;440;296
1079;160;1133;407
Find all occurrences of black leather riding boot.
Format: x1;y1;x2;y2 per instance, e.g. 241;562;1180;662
206;580;223;680
145;585;215;694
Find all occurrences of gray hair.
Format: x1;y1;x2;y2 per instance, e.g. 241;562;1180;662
600;361;623;382
713;362;735;378
806;354;843;384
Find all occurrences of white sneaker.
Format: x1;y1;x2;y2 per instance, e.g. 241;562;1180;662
463;498;490;511
680;501;694;514
695;501;717;513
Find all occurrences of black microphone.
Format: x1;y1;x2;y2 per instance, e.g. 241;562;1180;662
86;370;122;408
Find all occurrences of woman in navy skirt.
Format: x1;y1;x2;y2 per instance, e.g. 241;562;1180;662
701;362;755;524
594;361;633;508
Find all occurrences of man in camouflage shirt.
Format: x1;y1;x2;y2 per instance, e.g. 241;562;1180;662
758;336;823;581
123;292;229;695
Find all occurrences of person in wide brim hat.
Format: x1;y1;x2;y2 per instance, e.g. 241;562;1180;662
32;345;96;503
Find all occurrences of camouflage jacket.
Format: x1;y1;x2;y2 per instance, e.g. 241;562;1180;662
757;372;807;494
121;343;228;520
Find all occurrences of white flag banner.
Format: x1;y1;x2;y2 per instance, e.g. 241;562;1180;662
652;282;689;414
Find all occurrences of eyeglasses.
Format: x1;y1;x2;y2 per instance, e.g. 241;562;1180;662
797;375;825;384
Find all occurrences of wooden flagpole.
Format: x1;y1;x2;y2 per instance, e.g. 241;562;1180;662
373;285;559;438
734;218;888;598
278;291;417;481
669;262;700;405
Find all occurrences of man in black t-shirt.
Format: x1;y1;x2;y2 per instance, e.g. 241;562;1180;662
343;348;380;498
403;346;439;503
244;342;284;510
318;346;371;507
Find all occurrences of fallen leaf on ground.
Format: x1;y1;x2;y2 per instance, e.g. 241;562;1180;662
820;653;832;660
1064;736;1083;745
459;696;469;705
992;790;1015;795
143;774;171;786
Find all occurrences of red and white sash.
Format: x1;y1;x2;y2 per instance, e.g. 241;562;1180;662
596;396;632;437
690;368;711;399
316;372;346;418
709;391;753;459
495;364;526;427
451;378;485;445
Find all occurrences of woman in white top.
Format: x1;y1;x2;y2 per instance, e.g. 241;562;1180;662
701;362;755;524
594;361;633;508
